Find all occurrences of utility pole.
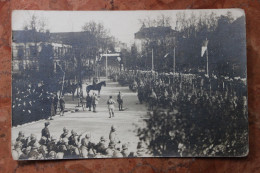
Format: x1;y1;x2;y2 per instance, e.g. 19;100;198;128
152;48;154;71
106;49;108;80
173;46;176;74
206;48;209;76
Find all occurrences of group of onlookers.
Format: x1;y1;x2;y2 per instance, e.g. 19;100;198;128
12;122;147;160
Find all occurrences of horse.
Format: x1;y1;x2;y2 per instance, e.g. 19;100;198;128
86;81;106;95
63;83;78;100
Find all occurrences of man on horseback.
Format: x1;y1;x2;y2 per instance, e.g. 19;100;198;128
86;81;106;95
93;77;98;86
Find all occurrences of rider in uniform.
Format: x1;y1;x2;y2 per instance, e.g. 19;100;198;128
93;77;98;86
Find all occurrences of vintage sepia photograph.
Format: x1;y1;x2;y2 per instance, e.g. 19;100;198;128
11;9;248;160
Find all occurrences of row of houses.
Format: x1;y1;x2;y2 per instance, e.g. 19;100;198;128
12;30;127;75
12;30;74;74
12;25;178;75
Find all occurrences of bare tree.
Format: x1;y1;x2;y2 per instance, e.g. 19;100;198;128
21;14;49;70
83;21;108;51
139;14;171;28
23;14;48;33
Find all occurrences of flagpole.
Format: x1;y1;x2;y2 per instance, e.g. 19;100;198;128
173;46;176;74
201;38;209;76
206;48;209;76
106;49;108;80
152;48;154;71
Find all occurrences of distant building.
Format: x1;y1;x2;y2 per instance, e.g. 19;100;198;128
12;30;73;74
134;26;178;53
134;26;178;71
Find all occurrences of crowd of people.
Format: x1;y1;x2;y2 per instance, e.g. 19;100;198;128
111;70;247;115
110;70;248;156
12;78;66;126
12;122;147;160
12;67;248;157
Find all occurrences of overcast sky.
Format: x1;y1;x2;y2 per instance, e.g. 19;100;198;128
12;9;244;46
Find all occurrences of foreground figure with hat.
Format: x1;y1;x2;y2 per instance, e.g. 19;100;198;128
41;122;51;140
12;122;150;160
109;125;119;143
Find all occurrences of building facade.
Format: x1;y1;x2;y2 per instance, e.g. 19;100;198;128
12;40;72;74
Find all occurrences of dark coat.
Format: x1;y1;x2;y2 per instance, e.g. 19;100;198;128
42;127;50;139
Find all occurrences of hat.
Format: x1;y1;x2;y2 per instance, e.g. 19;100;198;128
115;143;121;151
85;133;91;139
63;127;68;132
137;142;145;149
18;131;24;136
111;125;116;131
100;136;106;142
30;134;37;140
122;143;128;150
109;141;116;148
45;122;50;126
113;150;123;158
49;151;56;158
71;130;76;135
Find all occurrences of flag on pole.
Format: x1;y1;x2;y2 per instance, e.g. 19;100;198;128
201;38;209;57
164;53;169;58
